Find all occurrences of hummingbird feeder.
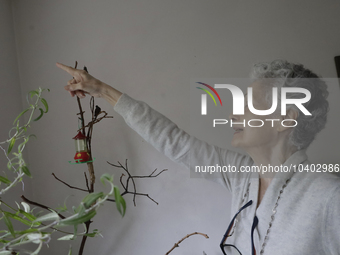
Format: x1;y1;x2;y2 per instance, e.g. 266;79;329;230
72;131;90;163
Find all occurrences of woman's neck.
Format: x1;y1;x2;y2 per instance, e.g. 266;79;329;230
247;142;298;179
246;142;297;208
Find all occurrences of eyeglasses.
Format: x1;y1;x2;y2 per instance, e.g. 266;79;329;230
220;200;259;255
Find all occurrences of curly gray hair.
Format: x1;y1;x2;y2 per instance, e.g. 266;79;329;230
250;59;329;150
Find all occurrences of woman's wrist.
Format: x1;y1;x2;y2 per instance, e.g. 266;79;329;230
101;83;123;107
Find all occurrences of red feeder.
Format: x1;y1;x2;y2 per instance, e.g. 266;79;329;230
72;131;90;163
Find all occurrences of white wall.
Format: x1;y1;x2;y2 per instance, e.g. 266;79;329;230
0;0;22;151
0;0;33;226
3;0;340;254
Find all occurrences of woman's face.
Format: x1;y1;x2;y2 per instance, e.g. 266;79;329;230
230;81;281;151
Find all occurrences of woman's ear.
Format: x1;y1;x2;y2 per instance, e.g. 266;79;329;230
277;108;299;132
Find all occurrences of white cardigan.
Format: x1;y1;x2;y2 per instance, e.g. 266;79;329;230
114;93;340;255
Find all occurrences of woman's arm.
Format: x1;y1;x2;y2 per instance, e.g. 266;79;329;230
56;62;122;106
113;93;253;191
56;63;252;192
322;186;340;254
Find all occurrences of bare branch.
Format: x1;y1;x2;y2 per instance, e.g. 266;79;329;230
77;111;113;133
87;162;95;193
21;195;65;219
78;221;91;255
84;172;90;192
111;159;137;205
52;173;88;192
106;191;158;205
124;191;159;205
107;160;167;206
120;174;126;190
165;232;209;255
131;168;168;178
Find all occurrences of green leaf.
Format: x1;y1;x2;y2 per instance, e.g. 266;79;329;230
82;192;104;209
72;206;77;213
22;166;32;178
33;211;60;223
40;98;48;113
0;176;11;185
0;251;12;255
77;204;85;217
0;239;10;244
33;108;44;121
73;224;78;238
84;232;96;237
4;212;32;226
100;173;113;186
7;160;13;170
114;186;126;217
58;234;75;241
21;202;31;213
19;209;37;222
15;229;40;235
16;119;20;132
7;158;20;170
13;108;29;125
7;137;16;154
84;229;102;238
3;213;15;237
18;140;27;153
60;210;96;226
27;233;44;244
68;246;72;255
56;204;68;213
29;90;39;98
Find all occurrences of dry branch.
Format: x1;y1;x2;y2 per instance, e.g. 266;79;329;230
52;173;88;192
107;159;167;206
165;232;209;255
21;195;65;219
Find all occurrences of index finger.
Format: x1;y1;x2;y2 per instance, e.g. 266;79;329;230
56;62;77;76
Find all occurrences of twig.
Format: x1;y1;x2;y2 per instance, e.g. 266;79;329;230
119;174;126;190
78;221;91;255
107;160;167;206
123;191;159;205
87;162;95;193
165;232;209;255
76;98;85;136
131;168;168;178
52;173;88;192
86;97;94;156
84;172;90;192
108;159;137;206
124;159;137;204
77;112;113;133
73;64;96;192
107;189;159;205
21;195;65;219
73;62;86;138
74;64;100;255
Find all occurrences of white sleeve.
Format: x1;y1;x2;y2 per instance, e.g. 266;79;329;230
322;186;340;255
113;93;253;192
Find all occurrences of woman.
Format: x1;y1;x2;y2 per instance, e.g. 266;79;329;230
57;60;340;255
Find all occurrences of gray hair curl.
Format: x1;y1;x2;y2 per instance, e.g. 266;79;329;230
250;59;329;150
